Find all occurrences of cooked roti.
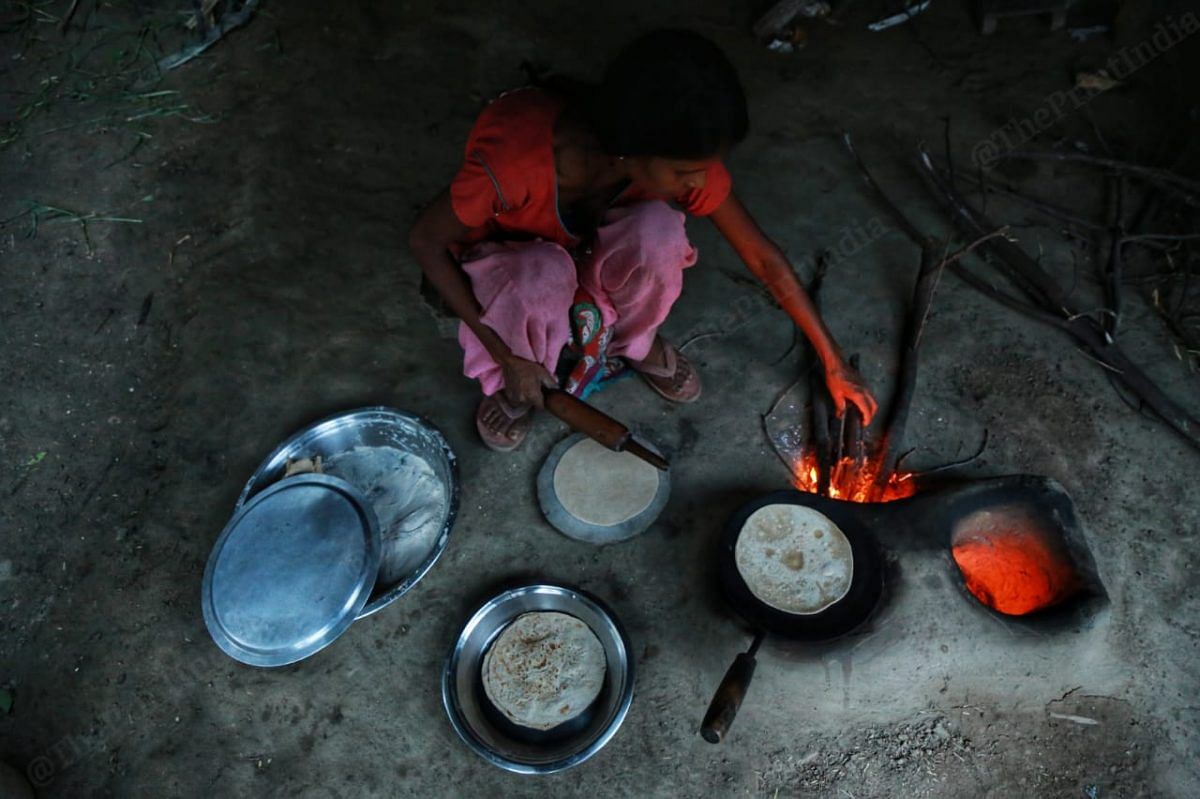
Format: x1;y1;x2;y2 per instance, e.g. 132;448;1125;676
482;612;607;730
552;437;659;526
734;504;854;615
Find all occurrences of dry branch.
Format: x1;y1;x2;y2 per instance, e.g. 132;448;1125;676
956;171;1105;233
804;251;836;493
913;149;1200;452
994;149;1200;208
872;230;1010;486
1103;176;1126;337
842;133;1200;453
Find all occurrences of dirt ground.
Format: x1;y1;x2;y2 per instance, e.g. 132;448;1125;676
2;0;1199;797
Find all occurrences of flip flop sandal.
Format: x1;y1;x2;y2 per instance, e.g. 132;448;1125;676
476;393;534;452
630;338;702;403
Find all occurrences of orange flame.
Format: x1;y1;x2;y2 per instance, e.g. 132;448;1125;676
790;450;917;504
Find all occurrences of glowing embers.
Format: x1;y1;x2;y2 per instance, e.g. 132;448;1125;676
950;505;1084;616
790;449;917;504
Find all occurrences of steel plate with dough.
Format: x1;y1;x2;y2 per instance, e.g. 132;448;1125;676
236;407;458;618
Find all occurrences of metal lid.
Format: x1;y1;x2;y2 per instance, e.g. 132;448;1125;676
202;474;381;667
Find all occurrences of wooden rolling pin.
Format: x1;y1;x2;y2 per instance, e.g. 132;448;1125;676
542;389;669;471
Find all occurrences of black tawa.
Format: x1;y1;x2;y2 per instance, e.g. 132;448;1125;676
700;490;884;744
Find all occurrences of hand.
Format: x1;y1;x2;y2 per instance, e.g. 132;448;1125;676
825;361;878;425
500;355;558;408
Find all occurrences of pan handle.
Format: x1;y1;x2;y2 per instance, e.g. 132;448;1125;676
700;632;764;744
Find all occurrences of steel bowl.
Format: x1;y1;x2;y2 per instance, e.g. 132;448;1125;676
442;584;635;774
236;407;459;618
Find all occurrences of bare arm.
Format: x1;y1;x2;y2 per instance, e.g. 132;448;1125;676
408;190;510;362
708;192;877;422
407;190;555;406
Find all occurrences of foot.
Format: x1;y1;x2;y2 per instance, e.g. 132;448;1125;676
628;336;702;403
476;393;533;451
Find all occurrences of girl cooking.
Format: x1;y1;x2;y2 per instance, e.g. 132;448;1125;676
409;29;876;451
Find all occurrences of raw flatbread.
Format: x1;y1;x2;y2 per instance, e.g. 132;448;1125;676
482;612;607;731
734;504;854;615
323;446;447;586
552;438;659;527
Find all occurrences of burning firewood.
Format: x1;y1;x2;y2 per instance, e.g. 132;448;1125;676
764;136;1004;504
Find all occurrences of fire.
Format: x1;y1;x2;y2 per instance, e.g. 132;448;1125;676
789;450;917;504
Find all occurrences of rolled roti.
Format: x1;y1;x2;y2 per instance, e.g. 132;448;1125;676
735;504;854;615
552;438;659;527
482;612;606;730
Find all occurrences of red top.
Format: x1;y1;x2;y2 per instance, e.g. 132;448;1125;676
450;88;732;248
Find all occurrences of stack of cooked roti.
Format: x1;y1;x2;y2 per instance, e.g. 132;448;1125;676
482;612;607;730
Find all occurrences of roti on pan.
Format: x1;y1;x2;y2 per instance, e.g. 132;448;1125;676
734;504;854;615
552;438;659;527
482;612;607;730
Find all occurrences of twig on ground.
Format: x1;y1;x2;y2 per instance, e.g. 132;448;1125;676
766;377;803;420
916;227;1012;347
59;0;80;33
955;171;1104;233
872;243;936;485
942;116;955;190
1103;176;1126;337
92;307;116;335
918;429;990;474
678;331;721;353
1083;105;1114;158
843;132;930;245
1105;371;1143;412
159;0;259;70
770;327;801;366
1122;232;1200;243
994;149;1200;208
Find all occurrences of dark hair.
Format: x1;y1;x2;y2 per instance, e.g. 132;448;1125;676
595;29;748;159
